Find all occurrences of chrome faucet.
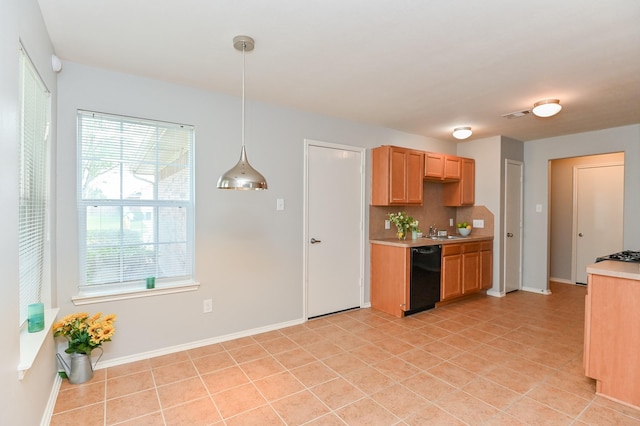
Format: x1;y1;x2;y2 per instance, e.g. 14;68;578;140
429;224;437;237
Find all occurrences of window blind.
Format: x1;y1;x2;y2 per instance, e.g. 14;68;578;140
77;111;194;291
18;47;50;325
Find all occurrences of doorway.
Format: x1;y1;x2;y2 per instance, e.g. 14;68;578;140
304;140;365;319
549;153;625;285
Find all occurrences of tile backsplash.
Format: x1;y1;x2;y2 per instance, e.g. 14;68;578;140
369;182;494;239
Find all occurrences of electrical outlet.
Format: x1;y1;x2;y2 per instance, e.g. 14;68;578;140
384;219;390;229
203;299;212;313
449;218;454;227
472;219;484;228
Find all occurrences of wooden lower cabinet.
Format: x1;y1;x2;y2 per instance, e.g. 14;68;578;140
480;241;493;289
370;244;409;318
441;241;492;302
584;272;640;408
371;240;493;316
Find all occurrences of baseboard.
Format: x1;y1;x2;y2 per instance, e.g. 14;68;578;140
549;277;575;285
362;302;371;308
486;289;505;298
41;373;62;426
94;316;306;370
521;286;552;295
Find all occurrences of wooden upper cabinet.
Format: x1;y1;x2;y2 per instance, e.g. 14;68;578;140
443;157;475;206
425;153;461;182
372;146;424;206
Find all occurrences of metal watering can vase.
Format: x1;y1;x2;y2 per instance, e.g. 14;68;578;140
56;349;103;384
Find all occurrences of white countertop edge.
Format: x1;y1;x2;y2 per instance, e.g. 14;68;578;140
587;260;640;281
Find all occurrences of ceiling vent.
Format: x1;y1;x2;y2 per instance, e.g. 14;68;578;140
502;109;531;119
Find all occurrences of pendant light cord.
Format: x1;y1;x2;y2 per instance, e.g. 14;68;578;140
241;42;246;149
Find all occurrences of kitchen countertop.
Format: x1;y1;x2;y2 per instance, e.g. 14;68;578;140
370;235;493;248
586;260;640;281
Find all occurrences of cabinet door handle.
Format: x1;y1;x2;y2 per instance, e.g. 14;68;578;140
310;238;322;244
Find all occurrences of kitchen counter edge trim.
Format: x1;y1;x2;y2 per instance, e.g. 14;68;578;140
370;235;493;248
586;260;640;281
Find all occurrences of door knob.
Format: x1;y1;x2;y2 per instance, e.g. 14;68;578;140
310;238;322;244
578;233;583;237
507;233;513;237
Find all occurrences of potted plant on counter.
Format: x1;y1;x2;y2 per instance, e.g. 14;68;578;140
388;211;417;240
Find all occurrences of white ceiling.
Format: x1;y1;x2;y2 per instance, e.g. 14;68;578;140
38;0;640;142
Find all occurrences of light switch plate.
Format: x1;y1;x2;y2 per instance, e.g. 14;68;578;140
473;219;484;228
536;204;543;213
276;198;285;211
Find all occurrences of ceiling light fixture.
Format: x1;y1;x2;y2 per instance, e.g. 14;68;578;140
217;35;268;190
452;126;472;140
531;99;562;118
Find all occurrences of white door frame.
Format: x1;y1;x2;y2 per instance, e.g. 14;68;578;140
571;161;624;283
303;139;366;320
503;159;523;294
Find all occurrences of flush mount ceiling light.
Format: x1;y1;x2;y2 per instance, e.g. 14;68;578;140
531;99;562;118
217;35;268;190
452;126;473;140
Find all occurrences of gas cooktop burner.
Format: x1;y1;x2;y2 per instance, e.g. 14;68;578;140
596;250;640;263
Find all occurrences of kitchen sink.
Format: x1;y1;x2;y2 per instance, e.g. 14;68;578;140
425;235;468;240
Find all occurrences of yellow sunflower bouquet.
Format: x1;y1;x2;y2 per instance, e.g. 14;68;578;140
52;312;116;355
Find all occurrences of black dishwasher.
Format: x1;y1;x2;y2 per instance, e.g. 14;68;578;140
406;245;442;315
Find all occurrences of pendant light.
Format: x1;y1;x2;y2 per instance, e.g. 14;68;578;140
217;35;268;190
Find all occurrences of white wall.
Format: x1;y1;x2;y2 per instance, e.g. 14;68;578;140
523;125;640;291
0;0;59;424
56;61;451;362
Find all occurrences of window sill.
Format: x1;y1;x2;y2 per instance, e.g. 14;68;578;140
71;281;200;305
18;308;60;380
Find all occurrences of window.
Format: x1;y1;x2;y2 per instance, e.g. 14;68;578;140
18;46;51;325
77;111;194;296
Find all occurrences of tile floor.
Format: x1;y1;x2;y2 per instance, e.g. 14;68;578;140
51;282;640;425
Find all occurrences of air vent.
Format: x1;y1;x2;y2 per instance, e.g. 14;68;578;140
502;109;531;119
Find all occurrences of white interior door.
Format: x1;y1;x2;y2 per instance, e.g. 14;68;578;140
504;160;523;293
305;140;364;318
574;163;624;284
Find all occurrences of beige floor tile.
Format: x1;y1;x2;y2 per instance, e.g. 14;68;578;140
253;371;305;401
107;370;155;399
191;352;235;375
238;355;285;381
106;359;151;379
149;351;189;368
404;402;467;426
54;381;106;413
427;361;477;388
344;365;395;395
271;390;330;425
290;361;338;387
311;377;366;410
152;360;198;386
227;343;269;364
106;389;160;425
370;383;428;418
162;396;221;425
156;377;209;409
506;396;574;426
272;347;317;369
401;372;456;402
210;382;267;419
201;365;249;394
224;405;285;426
336;397;399;426
435;389;501;424
52;283;640;425
527;383;591;417
50;402;104;426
